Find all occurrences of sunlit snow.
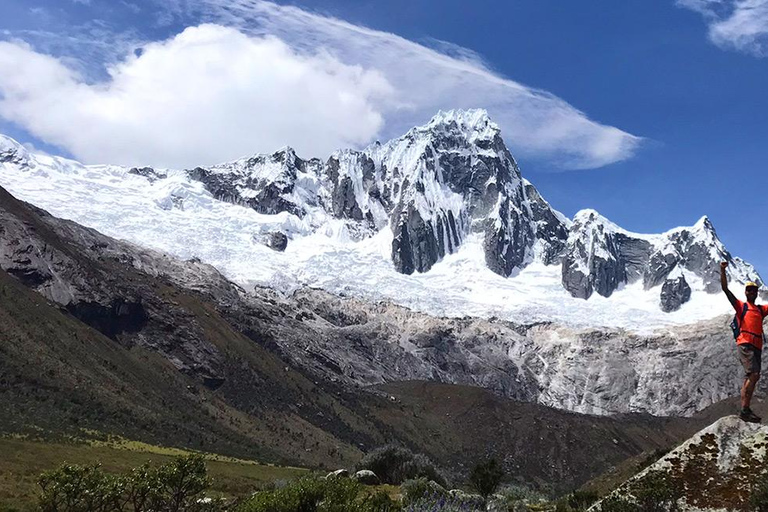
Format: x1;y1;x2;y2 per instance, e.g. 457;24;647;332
0;141;736;334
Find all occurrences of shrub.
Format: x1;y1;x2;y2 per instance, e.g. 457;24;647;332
400;477;447;506
566;489;599;510
355;446;447;487
39;464;123;512
468;458;504;500
597;495;641;512
38;455;217;512
236;476;391;512
401;492;484;512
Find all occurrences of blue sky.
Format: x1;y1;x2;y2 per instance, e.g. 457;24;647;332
1;0;767;275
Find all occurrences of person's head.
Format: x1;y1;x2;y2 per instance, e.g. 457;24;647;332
746;282;760;303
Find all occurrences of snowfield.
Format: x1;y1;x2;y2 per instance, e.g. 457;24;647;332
0;138;737;334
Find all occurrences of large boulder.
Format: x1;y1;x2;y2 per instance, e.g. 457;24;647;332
353;470;380;485
590;416;768;511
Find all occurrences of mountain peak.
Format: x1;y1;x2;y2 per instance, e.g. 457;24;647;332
0;135;29;165
572;209;622;232
423;108;500;141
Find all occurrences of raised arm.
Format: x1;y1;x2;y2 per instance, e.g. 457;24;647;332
720;261;738;308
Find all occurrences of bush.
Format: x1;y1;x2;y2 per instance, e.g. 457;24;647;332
400;477;447;506
38;454;217;512
468;458;504;500
236;476;394;512
402;492;484;512
355;446;447;487
566;489;599;510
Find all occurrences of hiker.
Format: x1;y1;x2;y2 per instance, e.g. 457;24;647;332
720;261;768;423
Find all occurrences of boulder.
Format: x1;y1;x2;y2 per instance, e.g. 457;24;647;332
266;232;288;252
448;489;485;507
589;416;768;511
326;469;349;479
353;470;380;485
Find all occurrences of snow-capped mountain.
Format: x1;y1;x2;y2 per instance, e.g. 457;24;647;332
0;110;762;329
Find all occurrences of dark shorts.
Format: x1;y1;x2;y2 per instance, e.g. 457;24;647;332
738;344;762;377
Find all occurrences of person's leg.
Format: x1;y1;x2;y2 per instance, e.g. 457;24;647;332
743;373;760;409
738;345;762;421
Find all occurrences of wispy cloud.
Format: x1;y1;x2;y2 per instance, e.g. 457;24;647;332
0;0;642;170
678;0;768;56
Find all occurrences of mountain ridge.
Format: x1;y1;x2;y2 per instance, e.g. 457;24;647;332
0;110;763;326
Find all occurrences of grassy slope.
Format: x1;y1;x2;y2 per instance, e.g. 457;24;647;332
0;436;308;511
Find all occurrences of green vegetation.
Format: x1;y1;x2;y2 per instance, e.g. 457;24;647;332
468;458;504;500
237;476;397;512
0;437;306;511
592;470;682;512
38;455;215;512
353;446;446;487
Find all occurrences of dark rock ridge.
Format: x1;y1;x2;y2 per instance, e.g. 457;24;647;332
187;147;324;217
560;210;763;308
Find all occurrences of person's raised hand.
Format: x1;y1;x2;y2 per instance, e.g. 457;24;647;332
721;261;728;270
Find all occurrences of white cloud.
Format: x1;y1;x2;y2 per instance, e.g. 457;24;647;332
192;0;642;170
0;0;643;170
0;25;393;168
678;0;768;55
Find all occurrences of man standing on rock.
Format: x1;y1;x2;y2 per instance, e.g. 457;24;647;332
721;261;767;423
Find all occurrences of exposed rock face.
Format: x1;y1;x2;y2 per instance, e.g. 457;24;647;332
187;147;323;217
591;416;768;511
128;167;167;183
561;210;629;299
660;275;692;312
561;210;763;305
0;184;752;422
266;232;288;252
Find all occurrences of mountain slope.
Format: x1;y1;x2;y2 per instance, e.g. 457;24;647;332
0;185;718;492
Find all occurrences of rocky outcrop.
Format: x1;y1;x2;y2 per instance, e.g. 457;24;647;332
128;166;167;183
353;470;379;485
660;274;691;312
187;147;323;217
561;211;763;305
590;416;768;511
266;232;288;252
561;210;627;299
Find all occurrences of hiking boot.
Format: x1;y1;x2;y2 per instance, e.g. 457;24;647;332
740;408;762;423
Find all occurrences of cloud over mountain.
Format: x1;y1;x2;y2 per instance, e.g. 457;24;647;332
0;0;642;169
